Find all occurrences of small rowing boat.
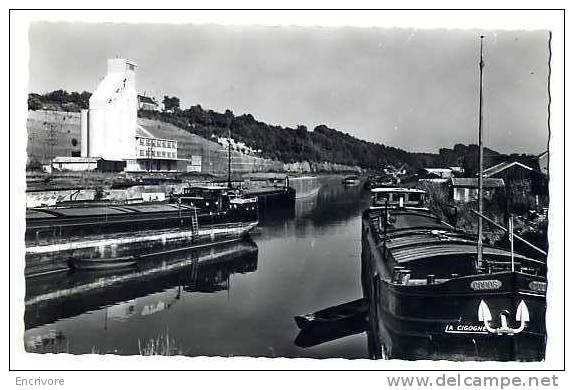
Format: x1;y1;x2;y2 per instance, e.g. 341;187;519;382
69;256;138;271
294;298;367;329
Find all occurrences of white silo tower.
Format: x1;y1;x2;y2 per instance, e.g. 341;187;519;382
81;58;138;161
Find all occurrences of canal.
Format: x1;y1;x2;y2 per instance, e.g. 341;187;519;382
24;177;372;358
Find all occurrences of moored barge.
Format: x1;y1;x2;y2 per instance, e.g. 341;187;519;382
361;187;547;361
25;185;258;277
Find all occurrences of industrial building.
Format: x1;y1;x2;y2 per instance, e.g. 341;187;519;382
29;58;280;175
75;58;179;172
126;127;179;171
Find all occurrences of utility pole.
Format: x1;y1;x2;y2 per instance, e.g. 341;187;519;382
147;138;155;172
477;35;485;270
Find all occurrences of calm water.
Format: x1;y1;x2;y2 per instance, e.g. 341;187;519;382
25;178;372;358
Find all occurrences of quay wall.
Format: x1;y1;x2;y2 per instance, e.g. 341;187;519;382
25;174;345;207
26;184;191;208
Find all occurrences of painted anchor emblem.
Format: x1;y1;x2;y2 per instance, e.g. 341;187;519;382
478;300;530;335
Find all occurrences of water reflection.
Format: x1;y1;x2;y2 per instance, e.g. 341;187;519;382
24;177;545;360
25;178;372;358
259;179;369;236
25;240;258;332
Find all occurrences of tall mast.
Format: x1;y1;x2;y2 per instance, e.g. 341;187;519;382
227;128;232;188
477;35;485;269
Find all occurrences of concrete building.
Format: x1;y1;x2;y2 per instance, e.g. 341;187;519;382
79;58;178;172
125;129;179;171
81;58;138;161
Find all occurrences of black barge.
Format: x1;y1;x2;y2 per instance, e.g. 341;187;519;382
361;187;546;361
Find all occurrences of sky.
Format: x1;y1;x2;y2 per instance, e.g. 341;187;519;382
28;22;550;154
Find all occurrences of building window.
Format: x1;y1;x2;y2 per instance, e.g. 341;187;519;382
146;139;150;146
140;150;144;156
139;138;144;146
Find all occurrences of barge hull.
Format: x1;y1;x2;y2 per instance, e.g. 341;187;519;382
361;206;546;361
25;222;257;277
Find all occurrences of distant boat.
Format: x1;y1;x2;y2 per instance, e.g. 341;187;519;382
364;174;395;190
342;175;361;186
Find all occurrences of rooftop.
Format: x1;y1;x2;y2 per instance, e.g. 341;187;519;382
482;161;533;178
371;187;427;194
137;95;157;105
52;157;100;163
135;124;176;143
451;177;505;188
423;168;452;173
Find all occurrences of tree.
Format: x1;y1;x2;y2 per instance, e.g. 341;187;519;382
163;96;180;112
80;91;92;108
28;94;43;110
